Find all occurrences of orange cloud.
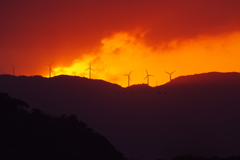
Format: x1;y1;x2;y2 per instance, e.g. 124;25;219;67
1;0;240;79
51;30;240;87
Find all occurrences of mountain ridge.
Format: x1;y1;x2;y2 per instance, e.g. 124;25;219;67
1;72;240;160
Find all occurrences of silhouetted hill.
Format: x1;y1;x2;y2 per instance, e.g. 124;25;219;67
166;72;240;86
172;154;240;160
0;92;127;160
0;72;240;160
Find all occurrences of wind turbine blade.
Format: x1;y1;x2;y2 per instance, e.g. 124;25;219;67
89;62;92;68
129;70;132;75
165;71;170;74
171;70;176;74
145;69;148;75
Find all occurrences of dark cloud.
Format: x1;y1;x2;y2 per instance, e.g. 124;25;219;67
2;0;240;45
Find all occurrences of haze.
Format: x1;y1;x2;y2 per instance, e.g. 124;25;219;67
1;0;240;86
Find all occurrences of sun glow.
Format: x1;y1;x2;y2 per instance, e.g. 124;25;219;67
49;30;240;87
53;60;90;77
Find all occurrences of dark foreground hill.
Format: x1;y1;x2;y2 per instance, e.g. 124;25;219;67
0;92;127;160
172;155;240;160
0;72;240;160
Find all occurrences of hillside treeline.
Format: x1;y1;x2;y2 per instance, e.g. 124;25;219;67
0;92;127;160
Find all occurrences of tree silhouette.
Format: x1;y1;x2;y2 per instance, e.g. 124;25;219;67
0;92;127;160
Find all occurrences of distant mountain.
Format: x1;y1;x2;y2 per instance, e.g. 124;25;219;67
0;72;240;160
0;92;127;160
166;72;240;86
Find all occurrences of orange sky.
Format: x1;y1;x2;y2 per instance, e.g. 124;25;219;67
1;0;240;87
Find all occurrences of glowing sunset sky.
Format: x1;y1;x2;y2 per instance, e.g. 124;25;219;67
1;0;240;87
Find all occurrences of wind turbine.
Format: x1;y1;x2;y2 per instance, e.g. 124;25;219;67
123;71;132;87
165;70;176;81
10;62;19;76
144;69;153;85
85;62;94;79
45;61;54;78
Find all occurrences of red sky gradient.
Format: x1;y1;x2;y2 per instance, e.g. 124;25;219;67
1;0;240;87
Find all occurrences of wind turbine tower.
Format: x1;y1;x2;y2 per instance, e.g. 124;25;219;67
144;69;153;86
46;61;54;78
123;71;132;87
85;62;95;79
165;70;176;81
10;62;19;76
